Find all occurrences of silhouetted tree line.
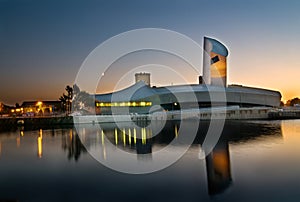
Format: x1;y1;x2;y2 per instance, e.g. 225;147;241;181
286;97;300;106
59;84;94;114
59;85;73;114
72;84;94;112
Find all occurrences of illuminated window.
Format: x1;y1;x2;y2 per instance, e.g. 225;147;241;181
96;101;152;107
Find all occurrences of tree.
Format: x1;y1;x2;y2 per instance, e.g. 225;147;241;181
73;84;80;96
59;85;73;114
66;85;73;99
72;84;94;113
286;97;300;106
60;84;95;115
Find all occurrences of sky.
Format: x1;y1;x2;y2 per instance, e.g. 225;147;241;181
0;0;300;105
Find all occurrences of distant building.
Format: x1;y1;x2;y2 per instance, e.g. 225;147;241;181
10;101;62;116
0;103;15;116
135;72;151;86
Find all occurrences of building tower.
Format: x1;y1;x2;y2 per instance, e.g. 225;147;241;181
203;37;229;87
135;72;151;86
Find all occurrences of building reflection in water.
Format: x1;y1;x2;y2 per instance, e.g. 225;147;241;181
0;120;282;196
61;128;86;161
204;121;282;195
205;140;231;195
76;120;282;196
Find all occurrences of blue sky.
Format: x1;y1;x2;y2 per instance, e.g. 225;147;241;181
1;0;300;104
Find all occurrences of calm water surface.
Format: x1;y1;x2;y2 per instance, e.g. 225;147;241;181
0;120;300;202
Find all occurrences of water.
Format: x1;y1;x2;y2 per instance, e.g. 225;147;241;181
0;120;300;202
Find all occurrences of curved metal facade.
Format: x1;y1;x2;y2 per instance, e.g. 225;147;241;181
95;82;281;114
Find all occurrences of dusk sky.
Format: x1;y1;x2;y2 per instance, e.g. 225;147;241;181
1;0;300;105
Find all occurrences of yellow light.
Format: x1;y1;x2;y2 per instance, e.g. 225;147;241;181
38;137;42;158
134;128;137;144
122;128;126;146
128;129;131;145
142;128;146;145
96;101;152;107
20;131;24;136
101;130;105;145
16;109;21;112
114;128;118;145
11;109;15;112
175;124;178;138
37;131;43;158
36;101;43;106
101;130;106;160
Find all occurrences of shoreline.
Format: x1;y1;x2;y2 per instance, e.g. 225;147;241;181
1;107;300;127
0;116;74;126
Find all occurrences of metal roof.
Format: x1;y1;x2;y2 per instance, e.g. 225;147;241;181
95;82;281;102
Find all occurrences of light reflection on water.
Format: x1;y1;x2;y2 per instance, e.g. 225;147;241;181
0;120;299;202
